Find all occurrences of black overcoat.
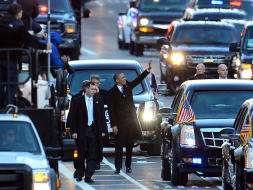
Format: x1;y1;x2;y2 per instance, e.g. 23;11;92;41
71;95;105;162
107;70;150;147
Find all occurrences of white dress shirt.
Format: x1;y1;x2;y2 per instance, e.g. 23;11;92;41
84;94;94;126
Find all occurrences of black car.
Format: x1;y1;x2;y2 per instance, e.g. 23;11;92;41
158;79;253;185
129;0;188;56
183;8;247;20
66;60;163;155
36;0;89;60
222;98;253;190
230;21;253;79
186;0;253;20
221;19;246;41
157;19;238;92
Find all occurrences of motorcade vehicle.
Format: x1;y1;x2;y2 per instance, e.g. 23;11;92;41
186;0;253;20
183;8;247;20
0;109;58;189
123;0;188;56
66;60;163;155
36;0;90;60
158;79;253;186
221;19;246;40
157;19;238;93
221;98;253;190
229;21;253;80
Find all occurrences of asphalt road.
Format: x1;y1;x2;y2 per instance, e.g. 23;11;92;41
58;0;223;189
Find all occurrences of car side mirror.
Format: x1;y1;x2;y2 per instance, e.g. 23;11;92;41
229;42;240;52
118;12;126;16
157;38;170;45
83;7;91;18
129;1;136;8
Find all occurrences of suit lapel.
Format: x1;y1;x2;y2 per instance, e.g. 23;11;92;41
113;84;125;98
81;96;88;119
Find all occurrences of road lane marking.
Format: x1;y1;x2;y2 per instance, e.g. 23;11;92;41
103;157;149;190
94;0;104;7
59;162;95;190
81;47;99;56
201;177;222;190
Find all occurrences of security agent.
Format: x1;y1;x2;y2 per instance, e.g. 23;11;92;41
0;4;51;108
187;63;212;80
217;64;228;79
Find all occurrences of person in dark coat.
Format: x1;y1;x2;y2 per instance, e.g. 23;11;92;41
107;60;152;174
17;0;40;30
0;4;51;108
187;63;212;80
71;82;106;183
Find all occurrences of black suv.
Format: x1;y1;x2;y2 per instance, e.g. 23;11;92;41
230;21;253;79
36;0;87;60
158;79;253;185
157;19;238;91
129;0;188;56
186;0;253;20
66;60;163;156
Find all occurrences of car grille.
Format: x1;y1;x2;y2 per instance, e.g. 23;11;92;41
200;128;226;148
40;21;63;34
186;55;231;69
208;158;223;166
0;169;25;190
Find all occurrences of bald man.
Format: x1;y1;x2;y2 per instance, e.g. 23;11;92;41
188;63;211;80
217;64;228;79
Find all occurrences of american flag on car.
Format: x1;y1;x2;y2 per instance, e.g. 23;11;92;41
240;113;252;146
177;94;195;124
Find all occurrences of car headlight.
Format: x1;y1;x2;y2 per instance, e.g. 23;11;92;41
139;18;150;26
245;148;253;169
33;169;50;190
171;53;185;65
65;24;76;33
143;101;157;121
241;64;252;80
180;124;196;148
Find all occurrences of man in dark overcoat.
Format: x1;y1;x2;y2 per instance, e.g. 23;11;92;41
107;61;152;173
71;82;106;183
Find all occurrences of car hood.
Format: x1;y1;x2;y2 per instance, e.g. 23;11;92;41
36;13;76;22
171;45;235;55
0;152;49;169
139;11;184;22
194;119;235;129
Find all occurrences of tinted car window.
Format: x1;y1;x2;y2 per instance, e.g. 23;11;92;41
38;0;72;13
69;70;144;95
192;12;246;20
190;91;253;119
242;27;253;51
174;26;236;44
0;121;41;153
194;0;253;19
139;0;188;11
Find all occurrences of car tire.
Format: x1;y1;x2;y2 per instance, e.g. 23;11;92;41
122;31;129;50
222;158;233;190
129;36;135;55
134;42;144;56
160;59;166;83
170;140;188;186
147;133;162;156
161;133;171;180
118;30;123;49
49;168;57;190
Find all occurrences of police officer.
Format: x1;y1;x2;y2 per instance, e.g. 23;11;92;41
0;4;51;108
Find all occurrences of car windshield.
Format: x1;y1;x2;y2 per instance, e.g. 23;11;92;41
174;25;236;44
38;0;72;13
0;121;41;153
242;27;253;51
69;69;144;96
195;0;253;19
140;0;188;11
190;91;253;119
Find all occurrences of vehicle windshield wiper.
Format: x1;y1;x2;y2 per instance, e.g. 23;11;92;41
165;8;185;12
206;42;229;45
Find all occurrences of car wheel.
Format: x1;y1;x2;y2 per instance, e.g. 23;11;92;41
222;158;233;190
134;42;144;56
161;133;171;180
122;32;129;50
147;133;162;156
160;58;166;83
129;36;135;55
170;140;188;186
118;30;123;49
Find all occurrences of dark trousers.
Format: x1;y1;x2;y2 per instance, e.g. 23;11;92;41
115;142;134;169
0;60;18;108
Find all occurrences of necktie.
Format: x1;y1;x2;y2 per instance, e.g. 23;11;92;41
87;98;93;126
121;87;125;97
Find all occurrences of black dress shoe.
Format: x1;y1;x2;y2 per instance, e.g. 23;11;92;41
95;163;101;170
126;167;132;173
114;169;120;173
85;178;94;183
73;170;84;179
76;174;82;182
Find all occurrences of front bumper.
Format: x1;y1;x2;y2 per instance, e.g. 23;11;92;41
138;36;162;45
245;169;253;189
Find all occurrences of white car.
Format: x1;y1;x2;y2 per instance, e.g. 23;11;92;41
0;113;58;190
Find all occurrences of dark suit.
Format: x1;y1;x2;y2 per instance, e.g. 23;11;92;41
71;95;105;178
187;73;213;80
107;70;150;169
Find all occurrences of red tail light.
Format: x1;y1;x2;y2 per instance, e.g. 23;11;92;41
230;1;242;6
